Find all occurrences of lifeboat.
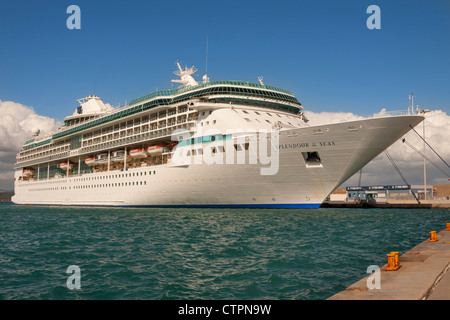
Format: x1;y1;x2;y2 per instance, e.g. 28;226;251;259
111;149;125;162
129;148;148;159
85;157;95;166
22;168;34;177
147;145;169;155
95;153;108;164
59;162;74;170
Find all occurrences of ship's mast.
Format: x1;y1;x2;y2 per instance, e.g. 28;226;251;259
409;92;414;115
203;37;210;84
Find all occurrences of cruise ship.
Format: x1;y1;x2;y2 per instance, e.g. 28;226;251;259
12;63;424;208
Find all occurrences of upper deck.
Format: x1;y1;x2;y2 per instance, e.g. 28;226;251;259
128;80;300;107
56;81;301;138
20;80;302;150
16;63;304;170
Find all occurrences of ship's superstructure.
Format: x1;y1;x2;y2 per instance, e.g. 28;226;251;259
12;64;423;208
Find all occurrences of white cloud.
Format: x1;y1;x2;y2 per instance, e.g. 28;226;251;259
305;108;450;187
0;100;60;190
304;110;365;125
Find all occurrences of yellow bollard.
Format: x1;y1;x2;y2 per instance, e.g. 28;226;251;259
446;223;450;231
429;231;439;242
391;251;402;269
386;253;401;271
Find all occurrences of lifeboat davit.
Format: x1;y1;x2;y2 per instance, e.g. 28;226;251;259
85;157;95;166
59;162;74;170
95;153;108;164
22;169;34;177
147;145;169;155
129;148;148;159
111;149;125;162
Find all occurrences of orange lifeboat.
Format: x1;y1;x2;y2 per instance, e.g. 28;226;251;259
147;145;169;155
22;168;34;177
59;162;74;170
129;148;148;159
85;157;95;166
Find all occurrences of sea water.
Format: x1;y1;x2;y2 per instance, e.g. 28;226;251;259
1;202;449;300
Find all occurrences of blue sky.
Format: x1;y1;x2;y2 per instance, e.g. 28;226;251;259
1;0;449;121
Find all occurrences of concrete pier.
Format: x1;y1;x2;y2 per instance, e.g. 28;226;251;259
321;199;450;209
329;226;450;300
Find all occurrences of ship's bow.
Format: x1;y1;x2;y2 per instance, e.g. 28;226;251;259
276;114;424;206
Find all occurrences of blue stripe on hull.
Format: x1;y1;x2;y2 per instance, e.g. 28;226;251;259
17;203;322;209
120;203;322;209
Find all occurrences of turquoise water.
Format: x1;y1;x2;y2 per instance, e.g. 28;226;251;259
1;202;449;300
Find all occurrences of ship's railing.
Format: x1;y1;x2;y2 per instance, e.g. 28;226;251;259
14;124;194;169
18;104;196;159
45;85;300;142
16;158;172;184
370;109;414;118
128;80;295;106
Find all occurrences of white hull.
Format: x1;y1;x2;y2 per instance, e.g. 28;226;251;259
12;115;423;208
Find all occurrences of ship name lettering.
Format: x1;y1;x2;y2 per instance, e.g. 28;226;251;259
319;141;335;146
278;141;335;149
278;142;309;149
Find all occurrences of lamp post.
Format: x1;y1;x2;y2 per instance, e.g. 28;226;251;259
420;108;430;200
